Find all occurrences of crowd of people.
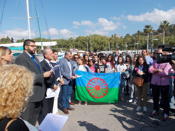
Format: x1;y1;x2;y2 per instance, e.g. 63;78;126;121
0;39;174;130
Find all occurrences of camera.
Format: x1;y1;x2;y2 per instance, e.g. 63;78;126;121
156;45;175;64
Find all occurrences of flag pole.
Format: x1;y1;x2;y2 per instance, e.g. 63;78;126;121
26;0;31;39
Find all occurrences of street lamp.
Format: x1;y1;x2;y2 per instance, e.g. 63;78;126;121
108;42;111;51
151;38;158;52
125;43;128;50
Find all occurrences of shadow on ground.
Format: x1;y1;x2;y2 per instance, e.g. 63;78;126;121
78;121;110;131
110;100;175;131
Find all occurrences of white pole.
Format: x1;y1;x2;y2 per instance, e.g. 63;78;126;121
26;0;31;39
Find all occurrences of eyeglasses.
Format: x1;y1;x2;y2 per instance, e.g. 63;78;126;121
28;45;37;47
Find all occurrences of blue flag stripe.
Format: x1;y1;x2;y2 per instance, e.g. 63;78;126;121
75;71;120;88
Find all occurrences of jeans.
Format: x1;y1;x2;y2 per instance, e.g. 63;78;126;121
58;84;73;110
130;84;135;99
136;83;148;106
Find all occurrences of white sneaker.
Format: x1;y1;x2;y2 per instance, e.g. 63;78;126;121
133;100;137;104
143;106;147;112
129;99;133;103
136;106;141;112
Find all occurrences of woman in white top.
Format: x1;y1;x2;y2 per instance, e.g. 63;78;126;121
115;56;127;73
77;58;89;105
106;54;115;73
115;55;127;101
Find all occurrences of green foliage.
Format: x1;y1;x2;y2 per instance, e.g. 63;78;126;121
0;36;13;44
1;20;175;50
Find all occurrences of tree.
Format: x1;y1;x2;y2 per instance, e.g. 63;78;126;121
0;36;11;44
169;24;175;36
159;20;170;45
109;34;120;50
144;25;153;50
123;34;135;49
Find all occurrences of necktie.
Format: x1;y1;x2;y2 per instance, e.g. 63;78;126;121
31;55;41;73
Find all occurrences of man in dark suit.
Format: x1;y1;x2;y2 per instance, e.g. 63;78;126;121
58;51;76;114
15;39;52;125
38;47;57;123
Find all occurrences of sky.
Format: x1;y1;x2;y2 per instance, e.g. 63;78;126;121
0;0;175;40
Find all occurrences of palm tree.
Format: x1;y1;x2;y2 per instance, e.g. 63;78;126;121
144;25;153;50
159;20;170;45
169;24;175;35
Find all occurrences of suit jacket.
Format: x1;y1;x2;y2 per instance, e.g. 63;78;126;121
40;59;56;90
50;62;61;83
59;57;74;85
15;52;45;102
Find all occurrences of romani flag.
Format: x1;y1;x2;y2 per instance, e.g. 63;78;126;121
75;71;120;103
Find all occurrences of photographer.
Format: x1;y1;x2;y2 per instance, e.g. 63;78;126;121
149;47;172;121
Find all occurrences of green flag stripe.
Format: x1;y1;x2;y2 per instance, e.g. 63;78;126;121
75;86;119;103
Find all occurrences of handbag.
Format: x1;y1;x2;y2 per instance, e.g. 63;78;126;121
5;118;16;131
133;76;144;87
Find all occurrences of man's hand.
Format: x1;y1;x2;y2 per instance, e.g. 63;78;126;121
53;85;58;91
71;75;78;79
43;70;52;78
172;60;175;64
71;76;76;79
59;78;64;85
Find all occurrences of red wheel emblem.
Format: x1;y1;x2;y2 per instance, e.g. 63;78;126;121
86;78;108;98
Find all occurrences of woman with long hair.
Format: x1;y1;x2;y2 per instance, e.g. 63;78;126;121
133;55;149;112
106;54;115;73
128;54;138;103
115;55;127;101
0;46;13;65
124;55;133;96
0;64;36;131
76;57;90;105
88;59;96;72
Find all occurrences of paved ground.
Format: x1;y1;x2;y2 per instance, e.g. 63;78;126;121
59;100;175;131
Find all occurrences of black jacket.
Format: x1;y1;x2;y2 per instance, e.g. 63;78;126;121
40;59;56;90
0;118;29;131
15;52;45;102
133;64;149;83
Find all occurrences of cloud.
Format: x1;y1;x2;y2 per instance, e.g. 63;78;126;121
0;29;35;40
98;18;119;31
45;28;59;36
59;29;74;38
73;18;120;36
85;30;108;36
73;18;119;31
127;8;175;24
73;20;94;26
43;28;75;38
111;16;125;21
